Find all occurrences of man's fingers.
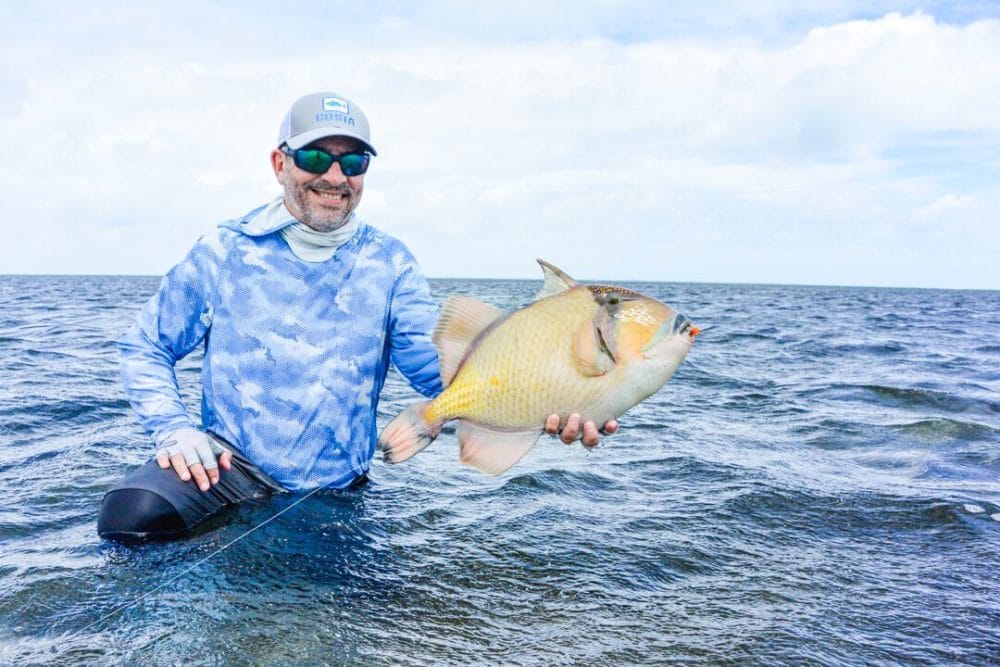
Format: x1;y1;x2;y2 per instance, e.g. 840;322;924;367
193;441;219;486
561;414;582;444
170;453;192;482
545;414;618;447
156;451;171;469
188;463;211;492
544;414;560;434
159;430;224;490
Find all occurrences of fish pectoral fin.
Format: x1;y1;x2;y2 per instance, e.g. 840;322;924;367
457;422;541;475
433;296;505;387
534;259;578;301
571;317;617;377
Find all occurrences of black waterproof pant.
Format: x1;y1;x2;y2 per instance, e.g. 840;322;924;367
97;445;281;543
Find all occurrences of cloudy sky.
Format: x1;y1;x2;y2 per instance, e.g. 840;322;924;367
2;1;998;288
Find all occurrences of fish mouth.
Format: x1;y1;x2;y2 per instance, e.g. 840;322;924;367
643;313;698;355
673;314;699;343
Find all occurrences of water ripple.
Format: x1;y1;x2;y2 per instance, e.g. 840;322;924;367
1;276;998;665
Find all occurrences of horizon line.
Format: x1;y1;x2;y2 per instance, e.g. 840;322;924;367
1;273;996;292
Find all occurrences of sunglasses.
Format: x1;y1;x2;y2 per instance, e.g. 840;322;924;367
279;144;372;176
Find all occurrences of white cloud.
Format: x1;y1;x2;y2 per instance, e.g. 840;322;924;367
1;5;998;288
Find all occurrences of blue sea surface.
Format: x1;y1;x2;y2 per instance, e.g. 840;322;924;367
0;274;998;665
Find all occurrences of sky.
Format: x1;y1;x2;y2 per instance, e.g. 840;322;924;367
1;1;998;288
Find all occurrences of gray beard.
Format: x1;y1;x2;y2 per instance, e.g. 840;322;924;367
282;178;357;231
289;192;353;232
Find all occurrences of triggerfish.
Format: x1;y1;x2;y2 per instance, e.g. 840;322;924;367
378;260;699;474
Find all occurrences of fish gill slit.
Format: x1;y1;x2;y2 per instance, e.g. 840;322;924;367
596;326;617;364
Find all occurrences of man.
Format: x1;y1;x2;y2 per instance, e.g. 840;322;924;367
98;91;616;542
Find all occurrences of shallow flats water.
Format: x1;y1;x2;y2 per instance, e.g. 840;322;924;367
1;275;998;665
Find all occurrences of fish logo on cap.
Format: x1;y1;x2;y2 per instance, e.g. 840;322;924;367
322;97;350;114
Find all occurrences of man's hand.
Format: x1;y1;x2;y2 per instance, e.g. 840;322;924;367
544;414;619;449
156;428;233;492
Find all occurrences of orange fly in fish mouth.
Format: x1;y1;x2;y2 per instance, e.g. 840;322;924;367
690;326;701;338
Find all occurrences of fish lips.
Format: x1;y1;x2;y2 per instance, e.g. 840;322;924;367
643;313;698;356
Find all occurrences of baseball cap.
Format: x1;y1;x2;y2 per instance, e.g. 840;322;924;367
276;91;377;155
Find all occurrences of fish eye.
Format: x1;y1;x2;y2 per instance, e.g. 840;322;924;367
607;295;620;305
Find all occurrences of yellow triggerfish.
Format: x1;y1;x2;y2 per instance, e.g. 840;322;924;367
378;260;699;474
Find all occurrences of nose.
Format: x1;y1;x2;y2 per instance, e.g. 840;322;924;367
317;162;348;185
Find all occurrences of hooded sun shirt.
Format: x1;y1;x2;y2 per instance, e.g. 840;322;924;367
119;197;443;490
278;206;360;262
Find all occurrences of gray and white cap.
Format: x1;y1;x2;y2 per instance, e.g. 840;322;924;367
276;91;377;155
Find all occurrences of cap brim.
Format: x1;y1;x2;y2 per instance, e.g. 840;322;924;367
285;128;377;155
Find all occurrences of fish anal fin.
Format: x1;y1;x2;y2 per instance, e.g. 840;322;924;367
571;315;617;377
534;259;578;301
457;422;540;475
433;296;504;387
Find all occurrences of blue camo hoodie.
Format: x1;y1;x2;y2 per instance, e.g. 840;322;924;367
119;198;443;490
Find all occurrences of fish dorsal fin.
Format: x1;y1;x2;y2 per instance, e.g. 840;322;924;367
571;311;617;377
433;296;504;387
534;259;578;301
457;421;541;474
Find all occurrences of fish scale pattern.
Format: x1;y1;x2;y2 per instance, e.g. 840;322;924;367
431;290;629;427
119;201;442;490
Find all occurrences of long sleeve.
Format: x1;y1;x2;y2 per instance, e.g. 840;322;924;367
118;238;217;446
118;212;441;489
388;259;443;399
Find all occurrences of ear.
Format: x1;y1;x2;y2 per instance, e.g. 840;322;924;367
270;148;287;181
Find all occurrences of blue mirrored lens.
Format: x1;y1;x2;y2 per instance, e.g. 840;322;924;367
294;149;334;174
291;148;370;176
337;153;369;176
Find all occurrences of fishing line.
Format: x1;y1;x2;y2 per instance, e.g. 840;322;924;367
82;484;326;634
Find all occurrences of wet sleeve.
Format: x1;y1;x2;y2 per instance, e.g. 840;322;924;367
388;257;443;399
118;238;218;446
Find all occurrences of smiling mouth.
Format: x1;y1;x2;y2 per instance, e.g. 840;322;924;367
310;188;348;202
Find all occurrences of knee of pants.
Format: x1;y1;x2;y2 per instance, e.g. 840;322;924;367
98;488;190;542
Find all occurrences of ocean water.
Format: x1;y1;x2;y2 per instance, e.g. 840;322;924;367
0;274;998;666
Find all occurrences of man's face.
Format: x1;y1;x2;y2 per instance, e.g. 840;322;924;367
271;136;366;232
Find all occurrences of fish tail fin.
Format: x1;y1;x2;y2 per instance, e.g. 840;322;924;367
378;401;442;464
